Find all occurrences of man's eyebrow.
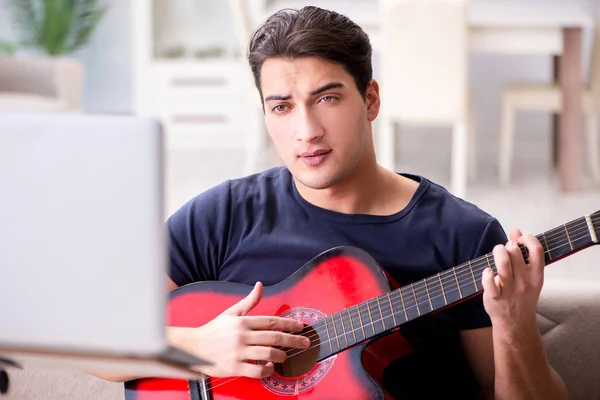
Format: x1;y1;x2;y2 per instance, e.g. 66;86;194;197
263;82;345;102
264;94;291;102
310;82;344;96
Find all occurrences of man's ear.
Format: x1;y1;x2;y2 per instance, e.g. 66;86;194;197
365;79;381;122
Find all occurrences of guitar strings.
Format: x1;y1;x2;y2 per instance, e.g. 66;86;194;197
292;216;599;346
201;217;599;393
283;222;599;356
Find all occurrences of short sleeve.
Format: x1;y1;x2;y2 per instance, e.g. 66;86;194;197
166;181;232;287
446;217;508;330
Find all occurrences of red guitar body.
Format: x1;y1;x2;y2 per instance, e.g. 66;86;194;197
125;247;414;399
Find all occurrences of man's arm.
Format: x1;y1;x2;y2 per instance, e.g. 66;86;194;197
461;230;568;400
460;326;566;400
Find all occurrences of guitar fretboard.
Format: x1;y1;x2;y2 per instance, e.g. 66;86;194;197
310;211;600;361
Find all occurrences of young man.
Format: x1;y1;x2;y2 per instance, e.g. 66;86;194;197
95;6;567;399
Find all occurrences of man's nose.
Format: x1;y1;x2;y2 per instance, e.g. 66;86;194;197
294;110;324;143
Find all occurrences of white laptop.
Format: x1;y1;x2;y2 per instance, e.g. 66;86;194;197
0;111;208;379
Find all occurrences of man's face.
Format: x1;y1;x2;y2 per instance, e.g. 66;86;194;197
260;57;379;190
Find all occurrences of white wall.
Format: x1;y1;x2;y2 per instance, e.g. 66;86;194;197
74;0;133;114
0;0;596;137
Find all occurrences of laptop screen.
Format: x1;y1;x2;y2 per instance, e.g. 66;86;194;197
0;112;168;357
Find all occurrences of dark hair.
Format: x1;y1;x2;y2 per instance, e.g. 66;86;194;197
248;6;373;102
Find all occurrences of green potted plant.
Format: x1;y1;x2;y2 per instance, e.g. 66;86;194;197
0;1;109;111
7;0;108;56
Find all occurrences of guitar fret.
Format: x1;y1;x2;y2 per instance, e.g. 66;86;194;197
347;308;357;344
469;260;478;291
453;268;462;298
398;288;408;321
411;284;421;316
340;309;353;346
331;314;341;350
323;316;333;354
358;302;375;338
369;299;384;334
376;297;385;330
564;224;573;251
366;300;375;334
387;292;398;326
542;232;552;261
424;278;433;310
439;274;448;305
339;312;351;348
356;303;367;339
485;255;495;288
470;262;477;291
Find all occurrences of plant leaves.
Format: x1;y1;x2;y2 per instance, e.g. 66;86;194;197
0;41;17;55
7;0;108;55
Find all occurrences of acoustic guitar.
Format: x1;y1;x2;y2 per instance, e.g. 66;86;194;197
125;210;600;399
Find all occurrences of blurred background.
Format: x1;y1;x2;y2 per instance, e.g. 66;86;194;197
0;1;599;397
0;0;598;277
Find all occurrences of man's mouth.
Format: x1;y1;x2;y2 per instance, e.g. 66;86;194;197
298;149;331;166
299;149;331;158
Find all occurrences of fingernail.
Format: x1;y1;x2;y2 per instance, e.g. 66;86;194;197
302;338;310;348
506;240;514;248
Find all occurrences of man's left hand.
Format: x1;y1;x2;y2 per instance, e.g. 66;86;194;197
481;229;545;332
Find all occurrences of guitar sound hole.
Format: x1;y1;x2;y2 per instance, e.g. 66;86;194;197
274;325;320;378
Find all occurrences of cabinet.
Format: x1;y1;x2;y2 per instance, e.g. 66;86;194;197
131;0;262;151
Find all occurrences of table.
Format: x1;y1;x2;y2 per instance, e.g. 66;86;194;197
469;0;593;191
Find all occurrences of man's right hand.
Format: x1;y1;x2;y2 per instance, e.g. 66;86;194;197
179;281;310;379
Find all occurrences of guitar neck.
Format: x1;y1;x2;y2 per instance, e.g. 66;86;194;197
314;211;600;361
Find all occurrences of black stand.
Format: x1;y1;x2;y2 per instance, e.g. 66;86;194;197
0;369;8;395
0;357;22;396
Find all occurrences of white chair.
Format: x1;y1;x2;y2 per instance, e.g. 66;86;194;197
377;0;475;199
498;6;600;186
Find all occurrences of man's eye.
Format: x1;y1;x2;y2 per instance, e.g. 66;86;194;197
273;105;288;113
321;96;336;103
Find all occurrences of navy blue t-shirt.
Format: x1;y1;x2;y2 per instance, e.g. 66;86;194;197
167;167;507;399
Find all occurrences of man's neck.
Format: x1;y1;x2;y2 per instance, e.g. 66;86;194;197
294;164;418;216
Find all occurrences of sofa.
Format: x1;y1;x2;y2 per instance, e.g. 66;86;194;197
2;278;599;399
0;56;85;112
535;279;600;399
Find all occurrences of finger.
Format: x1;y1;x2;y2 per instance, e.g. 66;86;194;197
504;240;529;283
224;282;263;317
509;229;523;243
242;346;288;364
245;330;310;349
492;244;513;290
243;315;305;332
482;267;500;299
518;234;545;287
237;361;275;379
